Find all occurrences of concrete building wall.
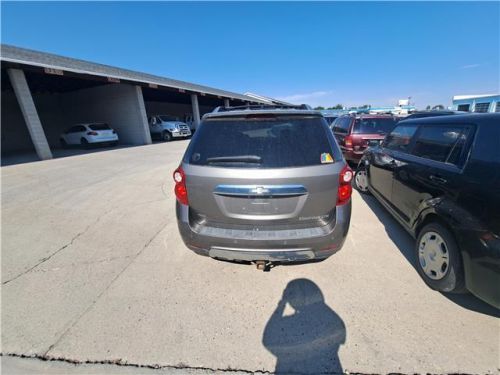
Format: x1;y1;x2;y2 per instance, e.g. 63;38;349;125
1;91;34;154
144;101;193;119
59;83;151;145
33;93;66;148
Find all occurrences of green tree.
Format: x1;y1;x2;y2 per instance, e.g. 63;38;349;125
426;105;431;111
314;106;325;110
432;104;445;110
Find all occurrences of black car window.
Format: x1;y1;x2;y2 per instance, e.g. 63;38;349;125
77;125;87;132
384;124;418;152
185;115;341;169
412;125;472;165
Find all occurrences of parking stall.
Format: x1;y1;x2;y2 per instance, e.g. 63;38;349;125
1;44;266;162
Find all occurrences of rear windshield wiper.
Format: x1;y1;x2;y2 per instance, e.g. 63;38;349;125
206;155;262;164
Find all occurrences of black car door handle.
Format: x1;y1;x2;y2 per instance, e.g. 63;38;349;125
429;175;447;184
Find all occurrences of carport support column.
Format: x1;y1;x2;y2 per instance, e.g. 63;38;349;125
7;69;52;160
191;93;201;130
135;86;152;145
224;98;230;108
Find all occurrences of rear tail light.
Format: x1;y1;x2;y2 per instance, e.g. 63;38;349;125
337;165;353;206
344;136;353;148
173;166;188;205
87;131;98;136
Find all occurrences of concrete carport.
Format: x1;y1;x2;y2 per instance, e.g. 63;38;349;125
1;44;266;161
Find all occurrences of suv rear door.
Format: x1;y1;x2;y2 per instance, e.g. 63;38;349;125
182;114;344;230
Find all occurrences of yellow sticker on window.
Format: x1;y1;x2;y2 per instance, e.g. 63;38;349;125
321;153;333;163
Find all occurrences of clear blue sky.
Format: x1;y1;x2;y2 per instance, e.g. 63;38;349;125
2;1;499;108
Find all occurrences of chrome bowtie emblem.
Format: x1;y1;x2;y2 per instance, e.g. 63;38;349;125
253;186;268;195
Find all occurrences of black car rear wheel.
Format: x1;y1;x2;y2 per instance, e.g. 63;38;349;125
415;223;466;293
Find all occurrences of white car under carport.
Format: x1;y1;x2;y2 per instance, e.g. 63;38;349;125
60;123;119;148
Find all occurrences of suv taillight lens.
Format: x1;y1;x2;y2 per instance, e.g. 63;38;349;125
173;167;188;205
344;136;353;148
337;165;353;206
87;131;98;136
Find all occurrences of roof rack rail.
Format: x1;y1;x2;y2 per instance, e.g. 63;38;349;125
212;103;312;113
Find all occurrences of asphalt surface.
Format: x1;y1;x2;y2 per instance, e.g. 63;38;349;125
2;141;499;374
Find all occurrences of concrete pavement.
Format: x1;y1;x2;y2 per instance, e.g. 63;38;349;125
2;141;499;374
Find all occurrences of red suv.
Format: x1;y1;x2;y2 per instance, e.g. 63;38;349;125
331;114;397;164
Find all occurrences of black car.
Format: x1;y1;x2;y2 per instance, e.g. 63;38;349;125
353;113;500;308
401;110;466;120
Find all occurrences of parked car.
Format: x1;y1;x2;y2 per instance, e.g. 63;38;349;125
60;123;118;148
174;105;353;270
354;113;500;308
148;115;191;141
331;114;397;164
401;110;466;120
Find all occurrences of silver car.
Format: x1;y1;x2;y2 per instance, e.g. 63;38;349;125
174;105;352;269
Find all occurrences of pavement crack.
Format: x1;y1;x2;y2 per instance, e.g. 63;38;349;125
42;222;168;357
28;254;136;273
0;353;276;374
2;207;115;286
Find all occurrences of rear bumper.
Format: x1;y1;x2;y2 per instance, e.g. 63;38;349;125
460;232;500;309
176;202;351;263
341;148;365;163
88;135;119;143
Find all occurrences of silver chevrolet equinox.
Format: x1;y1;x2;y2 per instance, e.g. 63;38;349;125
174;105;352;269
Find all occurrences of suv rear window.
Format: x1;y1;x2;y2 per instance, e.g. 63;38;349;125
185;115;340;168
353;118;396;134
89;123;110;130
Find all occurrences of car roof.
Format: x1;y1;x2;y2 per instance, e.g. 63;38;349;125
397;112;499;125
339;113;395;119
203;108;322;119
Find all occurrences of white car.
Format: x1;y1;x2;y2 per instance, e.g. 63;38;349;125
60;123;119;148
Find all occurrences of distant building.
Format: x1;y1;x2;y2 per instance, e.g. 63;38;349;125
452;94;500;113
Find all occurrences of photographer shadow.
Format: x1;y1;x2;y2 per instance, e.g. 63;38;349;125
263;279;346;374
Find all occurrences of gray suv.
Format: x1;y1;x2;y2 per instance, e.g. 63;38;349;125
174;105;352;269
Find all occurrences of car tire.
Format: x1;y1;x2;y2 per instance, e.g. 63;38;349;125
162;131;172;142
354;166;371;194
415;223;466;293
80;138;90;149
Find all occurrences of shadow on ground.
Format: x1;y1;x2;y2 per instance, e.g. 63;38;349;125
359;192;500;318
263;279;346;374
1;144;138;166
